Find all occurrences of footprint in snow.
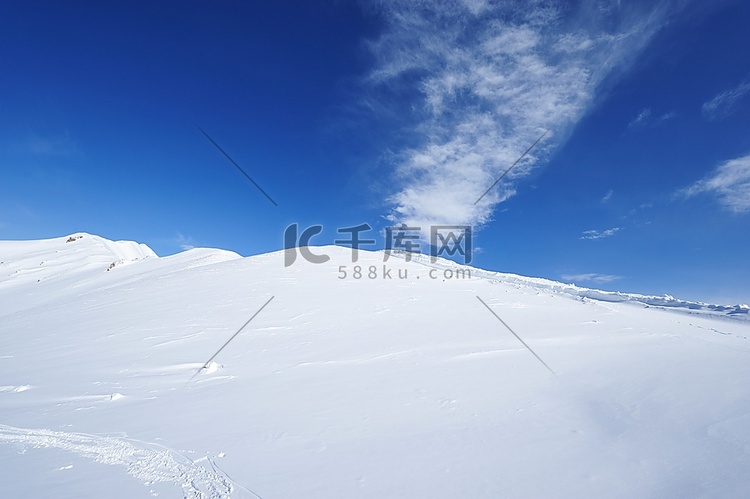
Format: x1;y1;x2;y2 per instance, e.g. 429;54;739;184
0;424;234;498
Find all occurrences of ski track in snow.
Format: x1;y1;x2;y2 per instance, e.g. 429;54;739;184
0;424;233;498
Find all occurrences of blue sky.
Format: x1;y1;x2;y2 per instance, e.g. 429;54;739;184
1;0;748;304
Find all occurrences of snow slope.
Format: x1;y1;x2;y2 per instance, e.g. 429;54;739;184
1;234;749;498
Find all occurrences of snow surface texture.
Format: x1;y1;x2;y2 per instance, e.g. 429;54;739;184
1;233;749;498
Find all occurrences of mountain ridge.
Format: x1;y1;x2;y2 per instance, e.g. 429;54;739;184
3;233;746;316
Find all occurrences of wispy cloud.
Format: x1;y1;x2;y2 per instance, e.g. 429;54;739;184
658;111;677;122
580;227;621;240
681;154;750;213
628;108;652;128
366;0;675;233
175;232;195;251
702;76;750;120
628;107;675;128
601;189;614;203
562;273;623;284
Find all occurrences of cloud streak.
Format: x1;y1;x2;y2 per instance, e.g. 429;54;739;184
702;76;750;120
682;154;750;213
366;0;675;233
580;227;621;240
175;232;195;251
628;108;652;128
628;107;675;128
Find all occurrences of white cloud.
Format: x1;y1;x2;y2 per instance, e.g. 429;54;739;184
562;273;623;284
702;77;750;120
175;232;195;251
682;155;750;213
602;189;613;203
366;0;673;234
628;107;675;128
658;111;677;122
580;227;621;240
628;108;652;128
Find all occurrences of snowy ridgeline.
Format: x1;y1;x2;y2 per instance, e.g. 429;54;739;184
1;233;750;498
1;233;746;316
402;252;749;317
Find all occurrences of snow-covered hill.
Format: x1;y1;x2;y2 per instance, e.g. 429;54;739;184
1;234;749;498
